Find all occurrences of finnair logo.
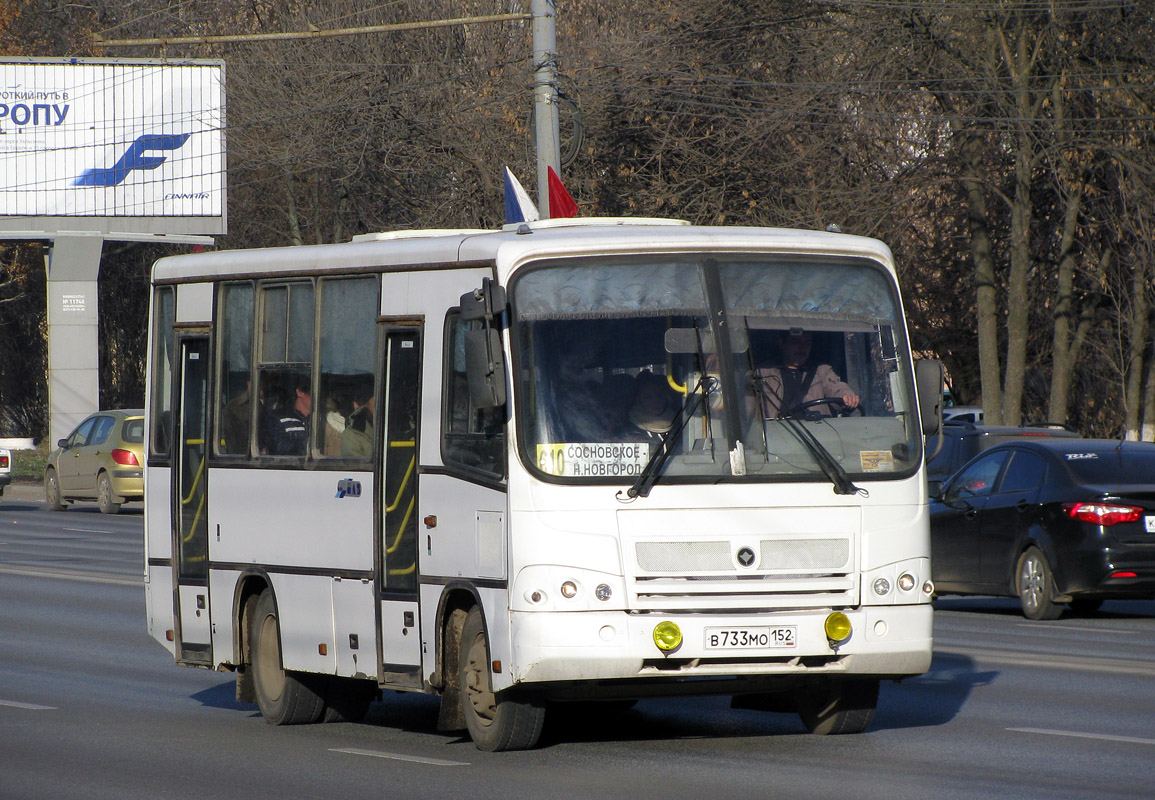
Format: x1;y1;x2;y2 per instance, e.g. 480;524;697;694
74;133;191;187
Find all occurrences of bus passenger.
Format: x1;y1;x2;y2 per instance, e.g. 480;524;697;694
266;377;311;456
626;371;678;439
341;384;375;457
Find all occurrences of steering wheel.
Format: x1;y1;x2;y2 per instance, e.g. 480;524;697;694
782;397;864;418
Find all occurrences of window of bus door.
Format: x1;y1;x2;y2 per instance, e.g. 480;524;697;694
511;254;921;485
216;282;254;456
442;312;506;478
257;281;314;457
149;286;176;459
317;276;379;459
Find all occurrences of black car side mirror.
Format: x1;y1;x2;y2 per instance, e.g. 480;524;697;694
58;438;70;449
927;479;943;499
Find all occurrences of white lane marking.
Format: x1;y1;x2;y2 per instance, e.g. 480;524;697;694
1010;727;1155;746
0;699;57;710
331;748;468;766
63;527;117;534
1018;623;1132;635
936;646;1155;677
0;564;140;586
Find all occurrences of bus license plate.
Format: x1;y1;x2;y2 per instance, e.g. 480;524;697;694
704;626;796;649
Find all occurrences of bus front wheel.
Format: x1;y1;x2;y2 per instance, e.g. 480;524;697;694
796;678;878;735
251;589;325;725
458;606;545;751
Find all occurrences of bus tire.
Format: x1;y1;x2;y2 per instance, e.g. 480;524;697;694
459;605;545;751
321;677;376;723
251;589;325;725
796;678;878;735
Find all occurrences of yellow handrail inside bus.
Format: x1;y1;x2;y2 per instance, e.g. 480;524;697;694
385;452;415;513
385;497;415;555
179;440;208;560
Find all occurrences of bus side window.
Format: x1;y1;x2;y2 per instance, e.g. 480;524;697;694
443;312;506;477
317;276;378;459
257;281;314;457
149;286;175;458
216;282;255;456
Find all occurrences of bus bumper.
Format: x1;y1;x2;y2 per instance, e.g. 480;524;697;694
509;604;932;687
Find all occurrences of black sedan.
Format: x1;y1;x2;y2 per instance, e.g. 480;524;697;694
929;439;1155;619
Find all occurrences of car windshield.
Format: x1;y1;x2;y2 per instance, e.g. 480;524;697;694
512;253;921;486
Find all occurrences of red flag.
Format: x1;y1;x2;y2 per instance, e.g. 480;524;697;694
547;166;578;219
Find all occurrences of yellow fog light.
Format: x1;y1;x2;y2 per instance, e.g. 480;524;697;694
824;612;852;645
652;621;683;653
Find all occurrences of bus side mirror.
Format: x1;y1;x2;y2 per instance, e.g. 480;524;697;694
460;278;509;409
464;328;507;409
460;278;506;323
915;359;943;437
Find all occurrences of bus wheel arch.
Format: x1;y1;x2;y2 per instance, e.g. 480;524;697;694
234;573;271;705
458;605;545;751
433;587;477;732
249;587;325;725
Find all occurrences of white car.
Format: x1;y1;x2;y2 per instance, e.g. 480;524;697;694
942;406;983;424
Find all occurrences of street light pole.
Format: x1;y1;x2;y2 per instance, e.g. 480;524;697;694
531;0;560;217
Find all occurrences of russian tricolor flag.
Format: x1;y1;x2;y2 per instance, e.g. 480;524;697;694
503;167;540;224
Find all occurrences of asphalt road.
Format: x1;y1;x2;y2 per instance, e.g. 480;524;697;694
2;483;1154;800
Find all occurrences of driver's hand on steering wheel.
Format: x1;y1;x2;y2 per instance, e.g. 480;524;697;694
842;392;860;409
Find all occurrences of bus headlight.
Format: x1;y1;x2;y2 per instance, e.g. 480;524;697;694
898;573;916;592
560;581;578;599
872;577;891;596
824;612;852;646
653;621;683;653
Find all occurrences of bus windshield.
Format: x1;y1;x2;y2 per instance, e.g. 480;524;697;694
512;253;921;486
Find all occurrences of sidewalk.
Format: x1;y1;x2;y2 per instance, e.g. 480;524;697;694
2;481;45;503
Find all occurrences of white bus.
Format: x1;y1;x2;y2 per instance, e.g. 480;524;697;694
144;218;943;751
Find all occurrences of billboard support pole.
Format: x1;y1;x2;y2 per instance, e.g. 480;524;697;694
44;235;103;446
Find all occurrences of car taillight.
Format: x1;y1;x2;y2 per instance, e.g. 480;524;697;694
1063;502;1143;526
111;449;140;466
0;454;8;469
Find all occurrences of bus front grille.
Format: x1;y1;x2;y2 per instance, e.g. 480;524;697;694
628;536;858;611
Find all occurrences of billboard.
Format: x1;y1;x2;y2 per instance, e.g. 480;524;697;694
0;57;225;234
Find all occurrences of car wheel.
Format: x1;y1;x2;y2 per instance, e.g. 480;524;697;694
44;469;66;511
1017;547;1062;620
459;606;545;751
250;589;325;725
796;678;879;735
96;472;121;515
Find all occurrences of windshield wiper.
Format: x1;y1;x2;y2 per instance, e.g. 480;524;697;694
777;407;861;495
752;374;860;496
622;374;713;500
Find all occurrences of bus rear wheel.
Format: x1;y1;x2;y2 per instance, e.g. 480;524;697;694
796;678;879;735
458;606;545;751
251;589;325;725
320;677;377;723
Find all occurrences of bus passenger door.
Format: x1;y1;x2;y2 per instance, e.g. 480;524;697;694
173;335;212;665
378;326;423;687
